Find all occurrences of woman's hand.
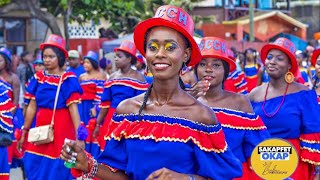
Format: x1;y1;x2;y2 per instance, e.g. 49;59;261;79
76;139;85;150
17;131;26;152
60;139;89;172
146;168;189;180
93;125;100;138
186;80;210;99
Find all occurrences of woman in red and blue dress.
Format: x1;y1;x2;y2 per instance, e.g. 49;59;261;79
311;48;320;104
195;37;269;179
0;81;15;180
0;47;24;169
249;38;320;179
296;50;311;87
242;48;263;92
60;5;242;180
18;34;84;180
78;51;106;157
94;40;148;150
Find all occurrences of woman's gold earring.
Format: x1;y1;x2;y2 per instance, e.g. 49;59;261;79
285;71;294;84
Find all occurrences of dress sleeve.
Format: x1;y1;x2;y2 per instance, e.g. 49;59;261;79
24;74;38;101
243;115;270;159
0;86;14;133
99;80;112;109
235;71;249;95
193;128;243;179
299;90;320;165
60;73;82;106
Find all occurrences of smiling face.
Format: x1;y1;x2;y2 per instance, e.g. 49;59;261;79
145;26;191;80
196;58;225;87
265;49;292;79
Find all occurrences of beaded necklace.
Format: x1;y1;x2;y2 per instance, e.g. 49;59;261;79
262;82;289;118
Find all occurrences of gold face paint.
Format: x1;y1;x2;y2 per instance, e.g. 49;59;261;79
147;42;159;51
165;42;177;51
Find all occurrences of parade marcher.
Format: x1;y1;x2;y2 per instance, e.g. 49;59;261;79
135;54;146;74
78;51;106;157
296;50;311;87
224;49;248;94
67;50;85;79
94;40;148;150
242;48;263;92
194;37;269;179
18;34;84;180
99;57;113;79
311;48;320;103
0;47;24;170
33;54;45;73
0;81;15;180
249;37;320;179
17;51;34;93
61;5;242;180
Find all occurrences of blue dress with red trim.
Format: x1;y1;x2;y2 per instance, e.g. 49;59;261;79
78;78;104;157
98;113;243;180
0;81;14;180
212;108;270;179
98;78;149;150
23;71;82;180
224;70;249;95
244;64;259;92
300;67;311;87
0;79;25;168
251;90;320;179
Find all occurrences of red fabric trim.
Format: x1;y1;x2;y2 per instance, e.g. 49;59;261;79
104;79;149;90
300;133;320;142
35;71;76;85
66;93;81;106
99;101;111;108
24;92;35;100
215;112;266;130
101;163;119;173
301;150;320;165
105;118;228;153
0;99;14;112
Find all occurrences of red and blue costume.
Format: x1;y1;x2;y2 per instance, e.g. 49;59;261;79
97;113;243;180
0;81;14;180
78;78;104;157
251;90;320;179
98;78;148;149
23;71;82;180
244;64;259;92
212;108;270;179
224;70;248;94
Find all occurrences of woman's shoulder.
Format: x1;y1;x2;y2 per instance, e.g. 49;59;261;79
248;84;266;102
189;101;218;125
224;91;253;113
116;93;145;114
288;82;309;93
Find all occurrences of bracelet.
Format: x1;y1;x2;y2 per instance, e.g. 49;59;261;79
83;157;98;178
189;174;196;180
21;126;30;132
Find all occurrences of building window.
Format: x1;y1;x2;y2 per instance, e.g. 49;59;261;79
5;18;26;42
0;19;4;44
30;18;47;41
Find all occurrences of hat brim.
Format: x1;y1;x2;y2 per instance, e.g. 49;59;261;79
33;60;43;64
83;56;98;63
40;43;68;58
134;18;201;67
202;54;237;73
114;48;137;59
0;52;11;62
261;44;298;74
311;49;320;67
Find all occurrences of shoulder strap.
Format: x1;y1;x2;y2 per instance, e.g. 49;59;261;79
50;73;64;125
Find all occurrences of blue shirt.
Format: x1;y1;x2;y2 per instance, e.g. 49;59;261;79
67;65;85;79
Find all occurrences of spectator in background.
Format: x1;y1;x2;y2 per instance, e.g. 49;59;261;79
135;54;146;74
33;48;41;59
17;51;34;93
33;54;45;73
99;57;113;79
296;50;311;87
67;50;85;79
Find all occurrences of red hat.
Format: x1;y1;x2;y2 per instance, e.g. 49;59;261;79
261;37;297;74
40;34;68;58
311;48;320;66
198;37;236;72
134;5;201;67
114;40;137;58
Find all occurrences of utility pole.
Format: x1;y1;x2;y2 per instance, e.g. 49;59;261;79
249;0;254;41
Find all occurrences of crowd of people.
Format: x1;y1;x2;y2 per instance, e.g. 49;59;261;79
0;4;320;180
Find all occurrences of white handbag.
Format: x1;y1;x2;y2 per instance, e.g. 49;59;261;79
28;73;63;145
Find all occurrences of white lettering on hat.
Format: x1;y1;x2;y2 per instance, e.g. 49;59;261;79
167;7;177;18
205;40;213;49
155;7;166;17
